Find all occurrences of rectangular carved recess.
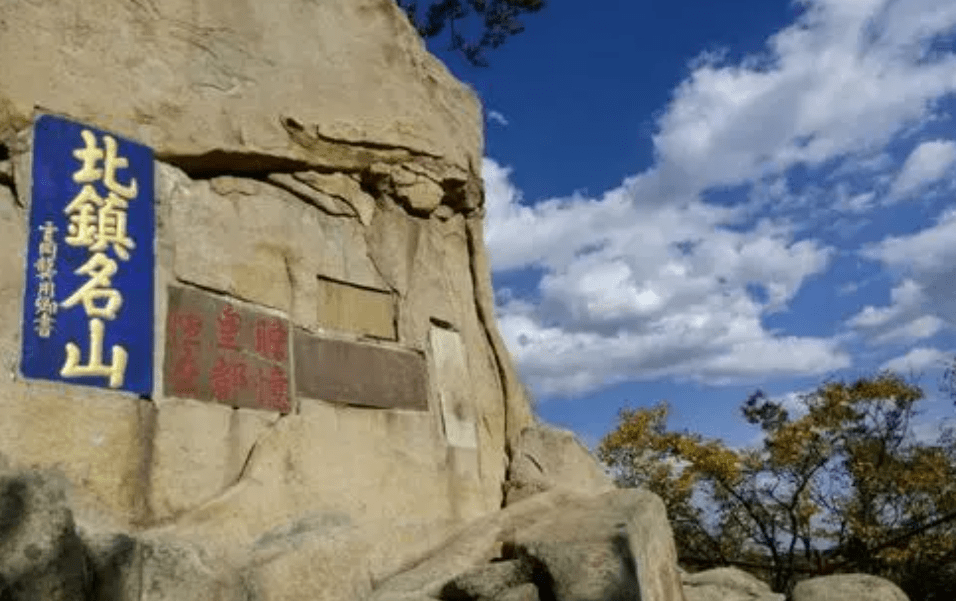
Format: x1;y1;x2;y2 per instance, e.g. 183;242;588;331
316;276;396;340
294;330;428;411
164;286;292;413
429;326;478;449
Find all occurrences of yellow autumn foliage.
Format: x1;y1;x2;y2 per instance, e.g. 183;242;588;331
598;371;956;597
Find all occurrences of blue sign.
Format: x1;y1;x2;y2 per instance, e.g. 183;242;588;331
21;114;155;395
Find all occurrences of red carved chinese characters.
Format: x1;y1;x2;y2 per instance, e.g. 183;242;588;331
256;365;290;412
254;317;288;362
216;305;241;350
165;289;291;413
167;310;203;395
210;356;248;403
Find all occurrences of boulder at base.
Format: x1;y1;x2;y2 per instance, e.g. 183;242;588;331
681;567;784;601
370;488;687;601
791;574;909;601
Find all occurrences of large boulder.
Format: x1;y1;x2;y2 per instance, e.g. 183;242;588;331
370;487;686;601
0;466;249;601
508;489;685;601
0;467;686;601
791;574;909;601
439;560;534;601
367;490;586;601
680;567;784;601
504;424;616;506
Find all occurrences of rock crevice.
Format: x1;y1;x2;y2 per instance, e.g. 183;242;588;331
465;218;535;459
0;158;16;205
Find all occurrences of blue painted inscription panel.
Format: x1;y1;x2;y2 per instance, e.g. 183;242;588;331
20;114;155;395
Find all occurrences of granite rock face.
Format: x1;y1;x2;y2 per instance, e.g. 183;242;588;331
0;0;534;599
0;0;481;186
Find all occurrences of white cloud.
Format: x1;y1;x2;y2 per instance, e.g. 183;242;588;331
848;279;924;329
863;208;956;274
834;190;877;214
777;388;816;418
481;0;956;397
874;315;945;344
651;0;956;195
482;159;640;271
828;152;895;180
839;281;860;296
499;304;850;396
483;154;846;396
847;279;946;345
887;139;956;201
879;347;951;374
487;110;509;127
862;209;956;327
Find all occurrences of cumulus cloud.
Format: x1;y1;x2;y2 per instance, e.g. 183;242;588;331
887;140;956;201
846;278;947;345
862;209;956;327
486;158;846;396
651;0;956;196
482;159;637;271
848;280;925;329
499;305;850;396
482;0;956;397
874;315;946;344
863;208;956;275
879;347;951;374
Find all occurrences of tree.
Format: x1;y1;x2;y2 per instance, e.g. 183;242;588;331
395;0;545;66
940;356;956;406
598;372;956;598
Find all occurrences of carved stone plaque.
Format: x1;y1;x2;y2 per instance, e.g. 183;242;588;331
316;276;396;340
164;286;292;412
294;330;427;411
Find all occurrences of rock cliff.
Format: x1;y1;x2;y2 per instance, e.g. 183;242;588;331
0;0;535;597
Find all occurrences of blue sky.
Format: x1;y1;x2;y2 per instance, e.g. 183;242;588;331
423;0;956;450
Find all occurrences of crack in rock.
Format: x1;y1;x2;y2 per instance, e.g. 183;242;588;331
265;173;358;219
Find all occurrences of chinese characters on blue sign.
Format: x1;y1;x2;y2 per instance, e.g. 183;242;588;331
21;114;154;395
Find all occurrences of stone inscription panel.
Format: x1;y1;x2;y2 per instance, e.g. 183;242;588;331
21;114;155;394
164;286;292;413
294;331;427;411
316;276;396;340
